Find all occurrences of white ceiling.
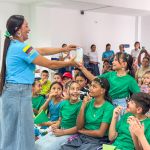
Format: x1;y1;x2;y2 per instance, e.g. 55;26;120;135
0;0;150;16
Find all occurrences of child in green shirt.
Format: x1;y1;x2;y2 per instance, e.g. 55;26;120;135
32;80;45;115
79;52;140;108
109;92;150;150
60;77;114;150
35;81;82;150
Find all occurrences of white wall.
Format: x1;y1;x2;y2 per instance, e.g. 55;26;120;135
0;2;29;68
141;15;150;50
81;11;136;56
0;4;138;71
29;7;136;57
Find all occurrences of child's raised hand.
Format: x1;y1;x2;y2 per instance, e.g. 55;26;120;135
82;94;91;106
113;106;123;119
128;116;144;137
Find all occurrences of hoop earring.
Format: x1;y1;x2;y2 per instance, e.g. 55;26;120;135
17;32;22;37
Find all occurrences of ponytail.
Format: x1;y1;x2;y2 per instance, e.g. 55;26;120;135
0;15;24;95
0;37;11;95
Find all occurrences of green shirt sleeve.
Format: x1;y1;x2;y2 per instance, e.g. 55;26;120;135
128;77;140;94
102;102;114;123
97;71;111;79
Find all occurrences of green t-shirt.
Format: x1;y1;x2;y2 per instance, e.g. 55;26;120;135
60;100;82;129
32;95;45;111
99;71;140;100
113;113;150;150
40;79;51;95
84;99;114;134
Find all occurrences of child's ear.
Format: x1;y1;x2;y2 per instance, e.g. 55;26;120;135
137;107;143;114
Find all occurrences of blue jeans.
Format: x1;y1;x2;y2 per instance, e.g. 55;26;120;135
0;83;35;150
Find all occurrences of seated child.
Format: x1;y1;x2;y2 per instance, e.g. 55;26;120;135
140;71;150;94
32;80;45;116
60;78;114;150
40;70;51;97
102;60;112;74
38;81;64;127
35;81;82;150
75;71;89;100
109;92;150;150
128;116;150;150
53;73;62;83
62;72;72;86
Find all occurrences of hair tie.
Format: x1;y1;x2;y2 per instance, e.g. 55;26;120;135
4;30;13;39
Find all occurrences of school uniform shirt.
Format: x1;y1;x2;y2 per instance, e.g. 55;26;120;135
99;71;140;100
6;40;39;84
48;100;64;121
113;113;150;150
60;100;82;129
84;98;114;135
32;95;45;111
40;79;51;95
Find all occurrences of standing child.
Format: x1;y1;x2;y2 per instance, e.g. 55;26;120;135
80;52;140;108
109;92;150;150
32;80;45;116
61;78;114;150
35;81;82;150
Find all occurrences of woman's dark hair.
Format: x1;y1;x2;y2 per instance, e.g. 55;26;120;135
50;81;63;91
93;77;112;103
143;56;150;62
115;52;134;77
134;41;140;49
90;44;96;49
0;15;24;95
62;43;67;48
106;43;111;48
130;92;150;114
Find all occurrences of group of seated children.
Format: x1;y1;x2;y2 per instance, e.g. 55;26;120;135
32;52;150;150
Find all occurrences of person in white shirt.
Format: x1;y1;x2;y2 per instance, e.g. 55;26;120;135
89;44;100;76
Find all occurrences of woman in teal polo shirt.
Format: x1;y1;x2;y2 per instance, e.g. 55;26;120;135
0;15;77;150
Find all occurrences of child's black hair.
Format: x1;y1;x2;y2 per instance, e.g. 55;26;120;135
50;81;63;91
115;52;134;77
131;92;150;114
41;70;49;74
93;77;112;103
54;72;62;78
32;79;40;86
75;71;88;81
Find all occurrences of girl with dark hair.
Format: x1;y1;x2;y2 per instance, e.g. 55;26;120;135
60;77;114;150
35;81;82;150
0;15;77;150
75;71;89;100
79;52;140;108
109;92;150;150
38;81;64;127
